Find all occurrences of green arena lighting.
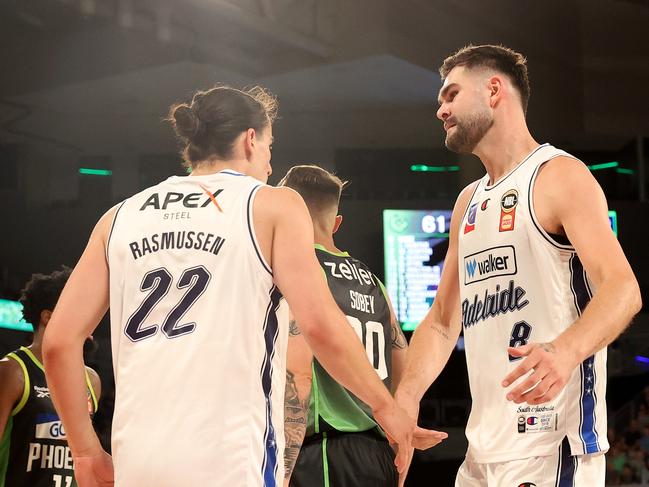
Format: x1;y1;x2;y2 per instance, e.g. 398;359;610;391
616;168;635;175
0;299;33;332
79;168;113;176
587;161;619;171
410;164;460;172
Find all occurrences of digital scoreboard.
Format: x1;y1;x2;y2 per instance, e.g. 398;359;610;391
384;209;619;332
383;209;452;331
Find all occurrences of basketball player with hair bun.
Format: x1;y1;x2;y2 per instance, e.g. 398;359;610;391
42;85;440;487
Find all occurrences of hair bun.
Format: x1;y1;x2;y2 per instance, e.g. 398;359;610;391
172;104;201;140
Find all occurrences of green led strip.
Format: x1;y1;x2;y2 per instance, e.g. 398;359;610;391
410;164;460;172
79;168;112;176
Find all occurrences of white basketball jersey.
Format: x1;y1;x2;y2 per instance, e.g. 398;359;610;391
458;144;608;463
107;170;288;486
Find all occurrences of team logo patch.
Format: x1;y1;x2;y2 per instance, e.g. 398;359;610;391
518;416;526;433
464;203;478;234
499;189;518;232
463;246;517;285
480;198;489;211
516;409;557;434
518;483;536;487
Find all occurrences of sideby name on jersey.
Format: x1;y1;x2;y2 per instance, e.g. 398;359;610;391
464;246;517;285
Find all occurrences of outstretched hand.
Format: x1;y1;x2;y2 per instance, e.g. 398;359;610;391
373;401;415;473
502;342;579;405
412;426;447;449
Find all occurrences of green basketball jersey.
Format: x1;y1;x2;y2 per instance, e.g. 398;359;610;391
0;347;98;487
307;245;392;437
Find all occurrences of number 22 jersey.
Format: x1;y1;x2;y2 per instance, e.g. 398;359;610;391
107;170;288;487
458;144;608;463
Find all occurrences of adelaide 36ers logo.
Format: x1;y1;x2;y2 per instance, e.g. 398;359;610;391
499;189;518;232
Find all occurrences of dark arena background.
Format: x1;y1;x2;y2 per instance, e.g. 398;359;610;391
1;1;648;485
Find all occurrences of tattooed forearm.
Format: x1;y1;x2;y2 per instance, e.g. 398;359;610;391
284;370;310;480
432;325;450;341
289;319;300;337
391;320;408;350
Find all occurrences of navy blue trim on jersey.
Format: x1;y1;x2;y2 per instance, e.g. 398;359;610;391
247;185;273;276
460;180;483;224
260;286;283;487
527;163;575;251
219;169;245;176
483;143;549;191
106;201;126;262
556;437;576;487
569;255;601;453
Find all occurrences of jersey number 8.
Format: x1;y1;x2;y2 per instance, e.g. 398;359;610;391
508;320;532;361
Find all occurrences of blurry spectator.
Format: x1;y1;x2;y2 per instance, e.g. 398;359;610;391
640;425;649;454
638;403;649;428
620;463;639;484
640;386;649;411
625;419;643;447
611;440;629;478
628;448;645;479
641;453;649;485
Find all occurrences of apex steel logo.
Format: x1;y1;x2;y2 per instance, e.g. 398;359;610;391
464;246;517;285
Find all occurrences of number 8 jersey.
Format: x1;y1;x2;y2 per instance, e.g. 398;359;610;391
305;245;392;437
458;144;608;463
107;170;288;487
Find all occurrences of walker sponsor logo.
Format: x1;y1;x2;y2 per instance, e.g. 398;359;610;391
463;246;517;285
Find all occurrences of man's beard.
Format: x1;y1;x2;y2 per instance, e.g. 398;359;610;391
445;109;493;154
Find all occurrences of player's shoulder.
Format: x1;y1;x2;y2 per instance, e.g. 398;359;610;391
0;353;26;392
84;365;100;383
540;155;589;177
537;155;598;196
255;185;308;215
455;179;482;213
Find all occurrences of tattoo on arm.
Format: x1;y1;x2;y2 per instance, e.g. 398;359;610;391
391;320;408;350
289;319;300;337
540;342;556;353
431;325;450;341
284;370;310;480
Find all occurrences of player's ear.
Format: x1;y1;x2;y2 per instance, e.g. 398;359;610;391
40;309;52;328
243;128;256;160
487;75;503;108
333;215;343;234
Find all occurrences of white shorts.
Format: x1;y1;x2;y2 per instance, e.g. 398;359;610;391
455;439;606;487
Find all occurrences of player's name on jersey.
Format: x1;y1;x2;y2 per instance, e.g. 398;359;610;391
322;260;376;286
27;442;73;472
129;231;225;260
461;279;529;327
349;290;376;314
